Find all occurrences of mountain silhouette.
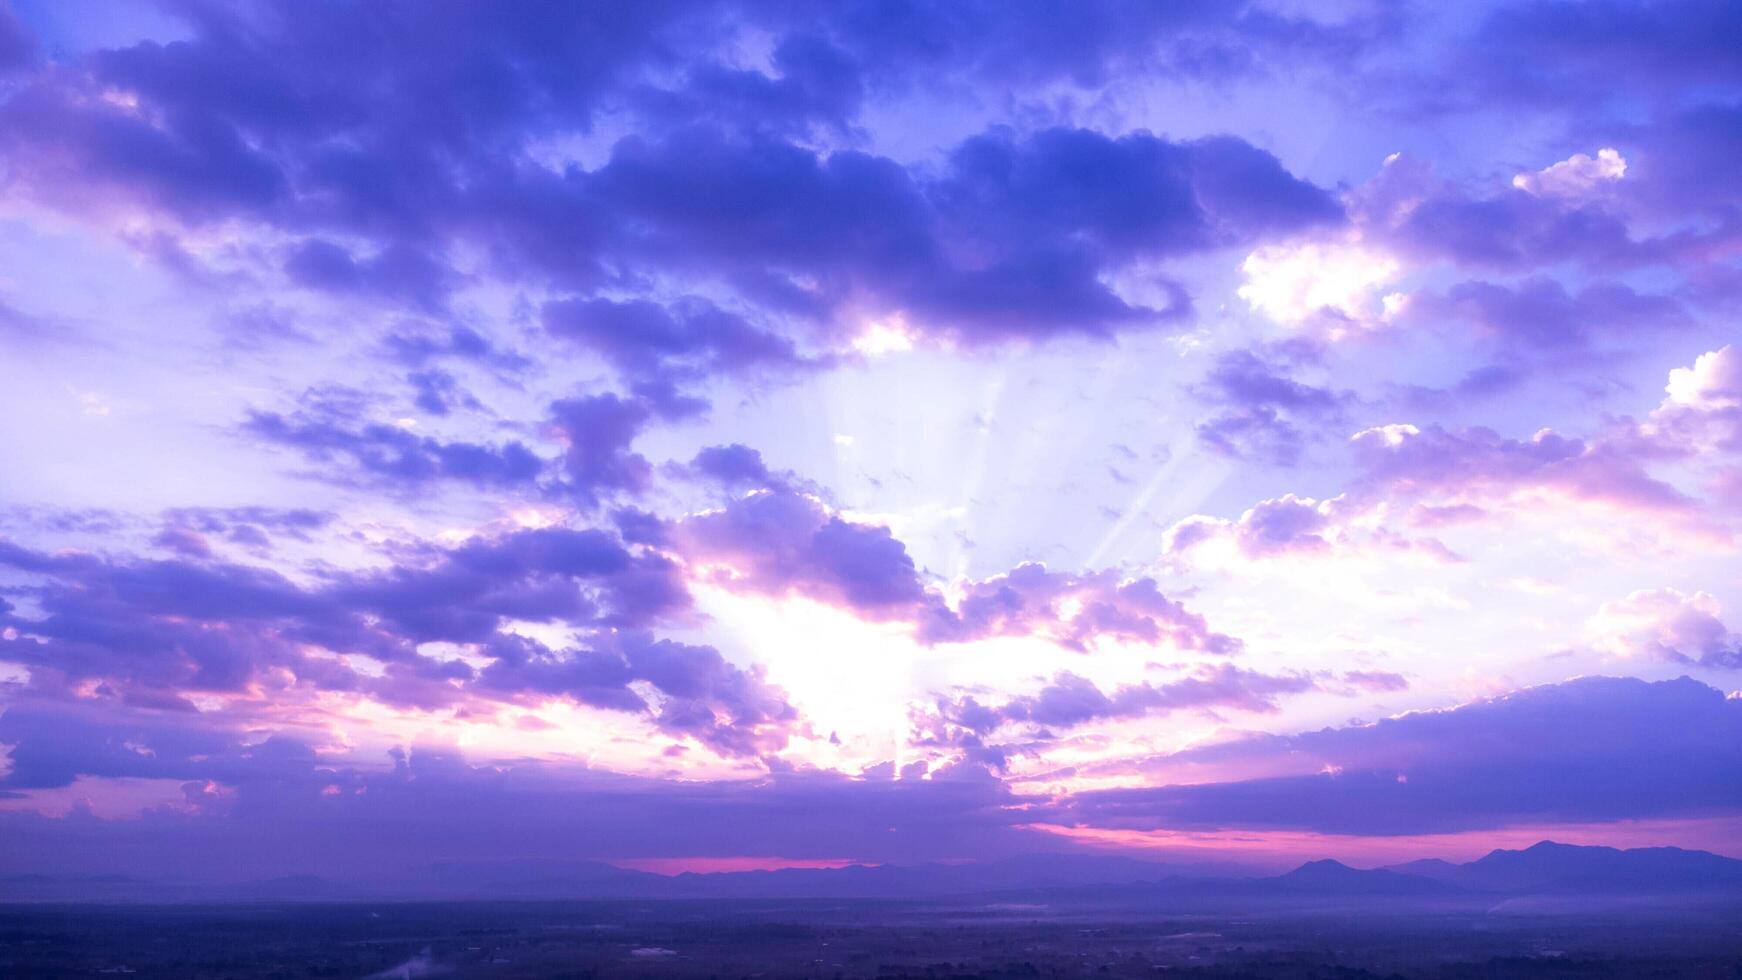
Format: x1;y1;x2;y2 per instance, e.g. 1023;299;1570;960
1269;859;1458;895
1403;841;1742;893
7;841;1740;904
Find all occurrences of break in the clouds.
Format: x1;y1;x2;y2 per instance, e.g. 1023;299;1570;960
1;0;1741;883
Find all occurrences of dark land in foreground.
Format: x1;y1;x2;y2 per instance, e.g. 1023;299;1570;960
4;843;1742;978
5;898;1742;979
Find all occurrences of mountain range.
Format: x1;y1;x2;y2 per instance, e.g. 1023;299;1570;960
4;841;1740;905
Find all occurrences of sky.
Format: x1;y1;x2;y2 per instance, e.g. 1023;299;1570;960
0;0;1740;883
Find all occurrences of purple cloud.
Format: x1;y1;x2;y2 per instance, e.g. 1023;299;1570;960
0;14;1345;356
543;296;812;385
1350;422;1696;515
1193;348;1350;466
0;523;694;716
1405;276;1687;355
0;746;1038;880
674;489;931;619
921;563;1242;655
932;664;1317;741
672;491;1238;654
1052;676;1742;835
246;386;542;490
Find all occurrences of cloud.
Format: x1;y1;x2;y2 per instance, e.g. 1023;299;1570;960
1349;422;1695;516
1403;276;1686;354
247;382;717;504
1164;493;1460;569
0;738;1041;879
1336;150;1719;279
476;632;797;757
673;489;932;620
1192;348;1351;466
542;296;811;385
1638;347;1742;460
0;520;801;756
1587;588;1742;670
1237;239;1401;328
6;676;1737;876
0;524;697;718
671;489;1239;654
933;664;1316;741
245;387;542;490
921;563;1242;655
777;0;1385;93
1050;676;1742;835
1665;345;1742;412
585;125;1335;347
676;444;803;495
283;238;453;311
406;368;479;417
158;506;333;548
1454;0;1742;105
0;13;1345;358
546;393;661;507
1512;148;1627;198
1168;494;1334;559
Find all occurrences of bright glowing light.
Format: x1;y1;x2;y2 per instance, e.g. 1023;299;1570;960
852;315;916;355
1237;240;1401;330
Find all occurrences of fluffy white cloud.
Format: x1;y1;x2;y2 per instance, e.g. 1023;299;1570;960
1665;346;1742;410
1236;239;1402;331
1512;148;1627;197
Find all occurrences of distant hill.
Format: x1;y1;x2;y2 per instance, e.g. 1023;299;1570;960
1384;841;1742;894
1267;859;1458;896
